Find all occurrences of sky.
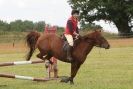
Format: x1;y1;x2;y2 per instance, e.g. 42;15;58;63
0;0;118;33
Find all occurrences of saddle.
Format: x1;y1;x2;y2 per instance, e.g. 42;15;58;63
60;34;80;51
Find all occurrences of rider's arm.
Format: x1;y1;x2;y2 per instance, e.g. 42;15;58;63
73;27;79;36
76;27;79;34
67;20;73;34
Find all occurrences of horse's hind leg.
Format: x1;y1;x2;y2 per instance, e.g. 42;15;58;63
37;53;53;78
43;54;53;64
36;53;50;60
36;53;44;59
37;53;53;64
43;54;53;78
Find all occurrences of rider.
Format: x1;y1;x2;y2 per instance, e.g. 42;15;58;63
64;9;80;62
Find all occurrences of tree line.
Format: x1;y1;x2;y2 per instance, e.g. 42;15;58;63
0;20;47;32
0;19;102;32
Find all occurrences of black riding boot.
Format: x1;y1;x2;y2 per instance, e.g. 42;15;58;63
67;45;73;62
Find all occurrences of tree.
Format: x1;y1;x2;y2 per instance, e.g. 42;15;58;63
0;20;10;31
10;20;34;32
80;21;102;31
10;20;23;31
34;21;45;32
0;20;46;32
23;20;34;31
68;0;133;36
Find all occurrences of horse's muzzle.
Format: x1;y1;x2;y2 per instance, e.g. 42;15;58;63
104;44;110;49
100;44;110;49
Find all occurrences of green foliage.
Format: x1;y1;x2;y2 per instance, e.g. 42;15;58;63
0;20;10;31
0;20;46;32
68;0;133;35
34;21;45;32
23;20;34;31
80;21;102;31
56;26;64;35
10;20;34;32
0;20;64;32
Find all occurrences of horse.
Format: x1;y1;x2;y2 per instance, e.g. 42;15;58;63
25;30;110;84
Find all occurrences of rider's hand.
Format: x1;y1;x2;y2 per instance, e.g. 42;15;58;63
74;31;81;39
77;34;81;38
74;31;79;36
75;34;81;39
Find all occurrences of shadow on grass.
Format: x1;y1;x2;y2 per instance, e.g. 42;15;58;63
0;85;7;87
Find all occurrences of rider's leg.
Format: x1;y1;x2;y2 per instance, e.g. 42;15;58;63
64;34;73;62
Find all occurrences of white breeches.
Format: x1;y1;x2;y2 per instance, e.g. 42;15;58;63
64;34;74;46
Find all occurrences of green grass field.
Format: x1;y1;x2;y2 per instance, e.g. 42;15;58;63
0;39;133;89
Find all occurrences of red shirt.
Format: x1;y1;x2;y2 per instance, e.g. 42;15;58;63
64;16;78;37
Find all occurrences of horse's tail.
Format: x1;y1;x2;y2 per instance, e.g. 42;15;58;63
25;31;41;61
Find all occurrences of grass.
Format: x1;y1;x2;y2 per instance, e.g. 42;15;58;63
0;39;133;89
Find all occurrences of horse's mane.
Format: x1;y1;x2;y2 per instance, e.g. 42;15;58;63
74;31;101;46
82;31;97;38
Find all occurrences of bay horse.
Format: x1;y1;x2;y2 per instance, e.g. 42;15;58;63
25;30;110;84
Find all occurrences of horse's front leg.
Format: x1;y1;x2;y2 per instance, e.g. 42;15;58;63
36;53;43;59
61;62;81;84
69;62;81;84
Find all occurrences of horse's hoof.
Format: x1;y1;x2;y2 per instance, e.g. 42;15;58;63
60;79;69;83
70;81;74;85
60;77;69;83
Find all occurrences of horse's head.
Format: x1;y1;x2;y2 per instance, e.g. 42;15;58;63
83;30;110;49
